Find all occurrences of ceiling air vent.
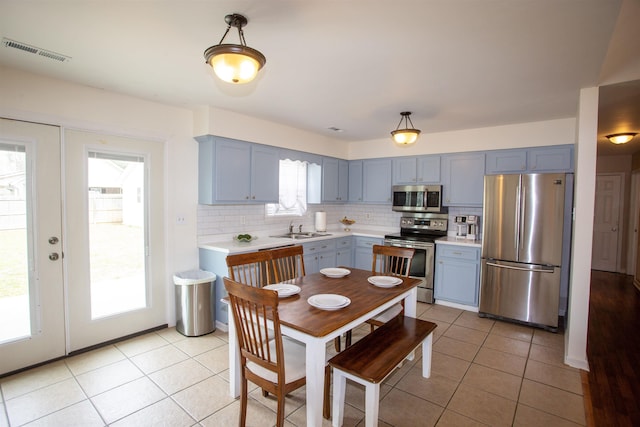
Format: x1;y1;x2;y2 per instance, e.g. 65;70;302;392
2;38;71;63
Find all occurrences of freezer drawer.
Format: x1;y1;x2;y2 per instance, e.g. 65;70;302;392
479;259;561;329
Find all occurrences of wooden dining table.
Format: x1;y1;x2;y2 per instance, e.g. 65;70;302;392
225;267;421;427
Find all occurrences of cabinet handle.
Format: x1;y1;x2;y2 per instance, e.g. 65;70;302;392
452;251;463;255
252;195;256;199
245;196;250;199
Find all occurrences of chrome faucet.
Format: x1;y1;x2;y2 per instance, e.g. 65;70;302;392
289;221;294;233
298;224;303;233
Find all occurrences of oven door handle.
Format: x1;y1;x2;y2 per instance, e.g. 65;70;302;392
385;241;433;250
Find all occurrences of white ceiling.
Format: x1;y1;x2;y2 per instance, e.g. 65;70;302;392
1;0;639;154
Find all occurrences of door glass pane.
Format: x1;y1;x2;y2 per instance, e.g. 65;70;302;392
88;151;147;319
0;143;30;342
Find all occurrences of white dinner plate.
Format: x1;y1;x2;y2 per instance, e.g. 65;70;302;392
367;276;403;288
319;268;351;278
308;294;351;310
263;284;301;298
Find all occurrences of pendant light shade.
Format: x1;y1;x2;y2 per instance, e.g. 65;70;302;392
606;132;637;144
204;14;266;84
391;112;421;145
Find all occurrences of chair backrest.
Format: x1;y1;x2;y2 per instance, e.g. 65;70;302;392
371;244;415;277
269;245;306;282
223;277;285;378
226;250;273;287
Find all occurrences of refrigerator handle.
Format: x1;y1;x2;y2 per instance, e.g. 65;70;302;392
520;184;526;250
486;261;554;273
515;182;521;253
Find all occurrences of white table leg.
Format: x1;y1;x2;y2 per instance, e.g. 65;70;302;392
421;333;433;378
404;287;417;318
227;309;240;397
305;337;326;427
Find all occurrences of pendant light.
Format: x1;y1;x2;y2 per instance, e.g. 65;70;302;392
391;112;421;145
203;13;266;84
606;133;637;144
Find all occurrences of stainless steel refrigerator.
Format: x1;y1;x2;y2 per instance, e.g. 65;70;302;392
480;173;572;331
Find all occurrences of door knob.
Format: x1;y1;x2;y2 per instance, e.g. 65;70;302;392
49;253;59;261
611;227;618;232
48;236;59;244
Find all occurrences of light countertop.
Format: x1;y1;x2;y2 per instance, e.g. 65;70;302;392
199;227;393;254
436;236;482;248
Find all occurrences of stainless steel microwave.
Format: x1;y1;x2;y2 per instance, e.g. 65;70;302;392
392;185;442;212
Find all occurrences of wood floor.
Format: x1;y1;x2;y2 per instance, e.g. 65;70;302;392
585;270;640;426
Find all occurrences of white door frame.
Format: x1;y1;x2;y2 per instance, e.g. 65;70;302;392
629;171;640;278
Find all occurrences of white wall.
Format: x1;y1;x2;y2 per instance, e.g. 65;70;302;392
565;87;599;370
0;66;197;326
348;118;576;159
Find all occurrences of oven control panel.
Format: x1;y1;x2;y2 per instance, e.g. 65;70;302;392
400;213;448;232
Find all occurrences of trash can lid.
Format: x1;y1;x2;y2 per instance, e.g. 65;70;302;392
173;269;216;285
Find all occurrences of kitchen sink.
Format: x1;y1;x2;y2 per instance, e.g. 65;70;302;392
270;232;332;240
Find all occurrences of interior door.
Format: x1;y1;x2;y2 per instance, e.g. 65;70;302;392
592;173;622;272
64;129;166;352
0;118;65;375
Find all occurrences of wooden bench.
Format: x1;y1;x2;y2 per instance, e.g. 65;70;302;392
328;316;437;427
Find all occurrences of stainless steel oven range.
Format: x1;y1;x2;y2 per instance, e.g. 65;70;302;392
384;212;448;303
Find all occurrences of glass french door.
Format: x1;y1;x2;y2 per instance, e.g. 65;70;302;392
64;129;166;352
0;119;66;375
0;120;166;374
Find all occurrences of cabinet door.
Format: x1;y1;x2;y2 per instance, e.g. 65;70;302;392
363;158;392;203
251;144;280;202
318;251;337;270
348;160;363;202
197;137;215;204
441;153;485;206
434;257;479;306
336;248;352;267
353;237;382;270
304;253;319;274
338;159;349;202
322;157;339;202
215;139;251;202
392;157;418;184
416;155;441;183
485;149;527;174
528;146;573;172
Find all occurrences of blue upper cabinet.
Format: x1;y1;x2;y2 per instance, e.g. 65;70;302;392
322;157;348;202
528;145;574;172
485;149;527;174
392;155;440;184
349;158;392;203
363;158;392;203
197;136;279;204
348;160;363;202
486;145;574;174
441;152;485;206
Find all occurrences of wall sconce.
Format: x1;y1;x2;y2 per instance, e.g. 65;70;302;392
391;112;421;145
606;133;637;144
203;13;266;84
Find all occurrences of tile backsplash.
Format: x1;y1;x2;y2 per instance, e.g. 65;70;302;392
197;204;482;239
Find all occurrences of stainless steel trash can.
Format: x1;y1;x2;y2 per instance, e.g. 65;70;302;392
174;270;216;337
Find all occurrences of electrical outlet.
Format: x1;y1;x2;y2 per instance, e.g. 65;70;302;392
366;213;371;219
176;216;186;224
241;216;246;225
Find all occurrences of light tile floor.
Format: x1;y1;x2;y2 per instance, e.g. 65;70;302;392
0;303;586;426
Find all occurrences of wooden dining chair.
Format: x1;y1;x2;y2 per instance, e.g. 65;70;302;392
338;245;416;352
367;244;416;329
269;245;306;282
226;250;273;287
224;277;307;427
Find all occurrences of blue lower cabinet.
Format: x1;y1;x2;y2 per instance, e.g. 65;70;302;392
434;244;480;307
